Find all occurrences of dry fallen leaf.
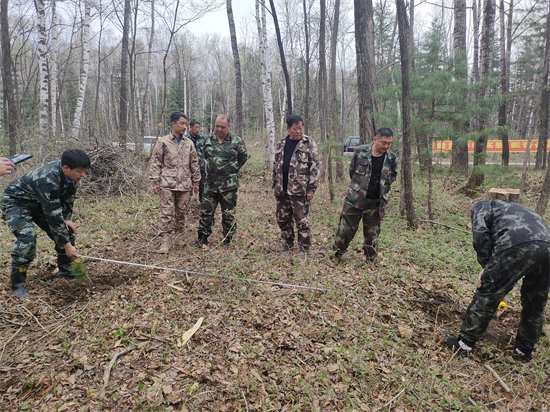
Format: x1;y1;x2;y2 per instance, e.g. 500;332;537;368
398;326;413;339
177;317;204;348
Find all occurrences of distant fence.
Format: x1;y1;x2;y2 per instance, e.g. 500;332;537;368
433;140;550;153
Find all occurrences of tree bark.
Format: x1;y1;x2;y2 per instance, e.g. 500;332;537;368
269;0;292;119
1;0;18;155
50;0;58;137
536;2;550;171
256;0;275;168
71;0;91;140
227;0;243;137
498;0;510;166
451;0;469;174
536;2;550;215
140;0;155;139
303;0;310;135
354;0;376;144
396;0;417;228
34;0;49;154
119;0;131;145
330;0;343;181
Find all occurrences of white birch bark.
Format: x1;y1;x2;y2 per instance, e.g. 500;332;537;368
255;0;275;168
50;0;58;136
71;0;91;140
35;0;49;154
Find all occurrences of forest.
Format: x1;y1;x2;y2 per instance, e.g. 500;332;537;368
1;0;550;410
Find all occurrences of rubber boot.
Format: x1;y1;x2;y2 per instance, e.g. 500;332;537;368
193;235;209;248
57;254;75;279
158;238;170;254
10;267;30;298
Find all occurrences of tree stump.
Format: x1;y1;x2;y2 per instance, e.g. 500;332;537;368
487;188;520;202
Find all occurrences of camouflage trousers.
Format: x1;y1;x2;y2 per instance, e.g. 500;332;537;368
2;205;76;268
198;172;206;203
459;241;550;354
275;194;311;248
333;198;381;257
158;188;191;236
198;188;238;241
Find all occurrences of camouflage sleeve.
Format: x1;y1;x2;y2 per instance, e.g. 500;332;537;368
149;140;164;185
189;145;201;185
32;178;71;245
197;137;206;173
237;139;248;169
471;201;494;268
389;154;398;185
61;188;76;221
308;140;320;195
349;151;358;180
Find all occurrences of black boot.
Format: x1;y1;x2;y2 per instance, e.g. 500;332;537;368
194;235;209;248
57;254;75;279
10;267;30;298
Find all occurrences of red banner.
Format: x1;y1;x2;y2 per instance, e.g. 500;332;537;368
433;140;550;153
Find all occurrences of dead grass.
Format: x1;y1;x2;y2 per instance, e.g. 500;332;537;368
0;156;549;411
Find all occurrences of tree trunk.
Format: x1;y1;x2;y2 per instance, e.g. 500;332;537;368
256;0;275;168
462;0;495;195
140;0;155;139
1;0;18;155
498;0;510;166
330;0;344;181
50;0;58;137
118;0;131;145
303;0;310;135
227;0;243;137
354;0;376;144
396;0;417;228
269;0;292;119
71;0;91;140
451;0;468;174
535;2;550;215
35;0;49;155
536;2;550;170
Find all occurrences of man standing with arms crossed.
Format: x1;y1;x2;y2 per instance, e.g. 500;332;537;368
150;111;200;254
332;128;398;262
194;114;248;248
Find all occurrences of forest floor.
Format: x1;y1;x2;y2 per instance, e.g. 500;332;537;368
1;151;549;411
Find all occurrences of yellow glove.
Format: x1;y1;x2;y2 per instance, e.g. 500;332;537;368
497;301;507;311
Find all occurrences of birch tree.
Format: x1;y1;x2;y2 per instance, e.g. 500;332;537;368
330;0;343;181
35;0;49;154
256;0;275;167
71;0;91;140
269;0;292;119
50;0;58;136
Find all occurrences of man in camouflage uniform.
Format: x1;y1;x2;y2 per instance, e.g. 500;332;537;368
150;111;201;253
446;200;550;362
1;149;90;298
272;115;319;254
332;128;398;262
187;119;206;202
194;114;248;248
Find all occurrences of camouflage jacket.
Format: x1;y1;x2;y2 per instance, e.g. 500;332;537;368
149;133;201;191
345;144;398;218
272;135;319;197
187;132;206;175
203;132;248;193
0;161;77;246
471;200;550;268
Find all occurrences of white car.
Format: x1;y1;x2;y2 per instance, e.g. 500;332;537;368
113;136;158;153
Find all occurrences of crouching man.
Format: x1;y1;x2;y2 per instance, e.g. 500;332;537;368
446;200;550;362
1;149;90;298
